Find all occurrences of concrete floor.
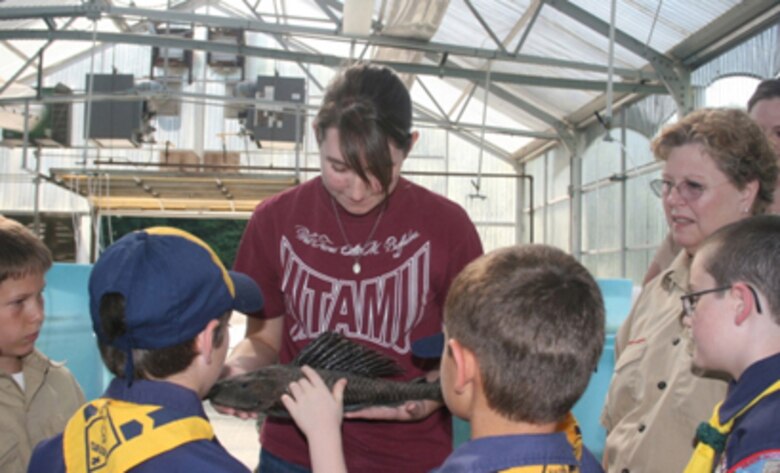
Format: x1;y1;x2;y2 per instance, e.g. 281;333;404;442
205;401;261;471
207;312;262;470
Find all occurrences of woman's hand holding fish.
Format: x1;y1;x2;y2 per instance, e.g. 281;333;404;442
343;399;443;421
210;403;258;420
282;365;348;473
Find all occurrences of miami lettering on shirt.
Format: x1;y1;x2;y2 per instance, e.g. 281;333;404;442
280;232;429;355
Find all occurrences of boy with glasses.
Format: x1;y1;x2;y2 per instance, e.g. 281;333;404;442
681;214;780;473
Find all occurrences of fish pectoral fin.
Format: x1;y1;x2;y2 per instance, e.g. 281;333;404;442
292;332;403;378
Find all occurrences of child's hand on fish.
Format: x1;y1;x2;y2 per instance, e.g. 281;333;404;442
282;366;349;473
282;365;348;436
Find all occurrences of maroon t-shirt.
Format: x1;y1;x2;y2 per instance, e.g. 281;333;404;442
234;176;483;472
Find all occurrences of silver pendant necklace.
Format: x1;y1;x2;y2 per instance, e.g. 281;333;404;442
330;196;385;275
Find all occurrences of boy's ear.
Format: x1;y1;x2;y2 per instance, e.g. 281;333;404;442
732;283;757;326
195;319;220;364
448;338;477;394
409;130;420;149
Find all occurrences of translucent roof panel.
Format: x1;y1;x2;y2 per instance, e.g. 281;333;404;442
0;0;774;160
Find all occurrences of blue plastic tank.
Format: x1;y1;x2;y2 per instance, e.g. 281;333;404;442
571;278;634;460
38;263;108;400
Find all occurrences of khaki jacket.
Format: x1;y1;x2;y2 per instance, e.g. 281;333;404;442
0;349;85;473
601;250;728;473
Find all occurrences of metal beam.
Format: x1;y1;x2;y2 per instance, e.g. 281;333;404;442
0;88;551;139
415;76;450;122
0;14;79;95
10;0;215;86
413;78;559;140
513;0;543;55
464;0;508;55
0;49;42;95
426;56;576;146
44;17;57;31
0;29;668;94
238;0;326;92
543;0;690;113
0;5;656;81
2;40;29;61
542;0;671;66
414;104;514;166
94;0;131;32
312;0;341;27
490;83;572;141
676;2;780;68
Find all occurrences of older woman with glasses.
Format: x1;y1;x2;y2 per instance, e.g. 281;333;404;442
642;79;780;286
601;108;778;473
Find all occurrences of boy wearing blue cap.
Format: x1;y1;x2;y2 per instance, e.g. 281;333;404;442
28;227;264;473
0;216;84;473
283;244;606;473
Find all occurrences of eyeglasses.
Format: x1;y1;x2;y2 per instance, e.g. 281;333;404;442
650;178;706;201
680;286;731;317
681;284;764;317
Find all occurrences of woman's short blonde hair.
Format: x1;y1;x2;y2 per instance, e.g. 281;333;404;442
651;107;777;214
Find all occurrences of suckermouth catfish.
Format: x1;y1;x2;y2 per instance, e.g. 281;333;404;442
207;332;442;417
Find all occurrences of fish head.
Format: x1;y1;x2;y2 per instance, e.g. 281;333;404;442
206;366;297;413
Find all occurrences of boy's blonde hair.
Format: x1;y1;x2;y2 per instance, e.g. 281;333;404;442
444;244;605;424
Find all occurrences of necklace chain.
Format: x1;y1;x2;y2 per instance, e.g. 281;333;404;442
330;196;385;275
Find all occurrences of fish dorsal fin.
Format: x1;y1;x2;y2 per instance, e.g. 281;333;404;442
293;332;403;378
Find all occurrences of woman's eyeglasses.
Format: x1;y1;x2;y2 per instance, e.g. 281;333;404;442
680;284;764;317
649;179;706;202
649;178;733;203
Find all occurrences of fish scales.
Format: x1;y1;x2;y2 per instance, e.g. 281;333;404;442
207;365;442;417
207;332;441;417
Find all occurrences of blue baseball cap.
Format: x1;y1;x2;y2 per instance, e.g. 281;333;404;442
412;332;445;359
89;227;263;353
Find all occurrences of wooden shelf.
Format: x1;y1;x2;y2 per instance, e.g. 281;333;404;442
48;167;299;214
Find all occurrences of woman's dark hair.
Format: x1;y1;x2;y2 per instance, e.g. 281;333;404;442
747;78;780;112
314;63;413;194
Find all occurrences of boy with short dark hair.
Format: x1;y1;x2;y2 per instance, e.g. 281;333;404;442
0;215;84;473
28;227;264;472
283;244;606;472
683;215;780;473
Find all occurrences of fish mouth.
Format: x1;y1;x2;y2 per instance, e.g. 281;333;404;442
206;384;260;411
205;384;220;401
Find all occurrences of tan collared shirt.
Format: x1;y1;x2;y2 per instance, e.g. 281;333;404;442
601;250;728;473
0;349;85;473
651;233;681;278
